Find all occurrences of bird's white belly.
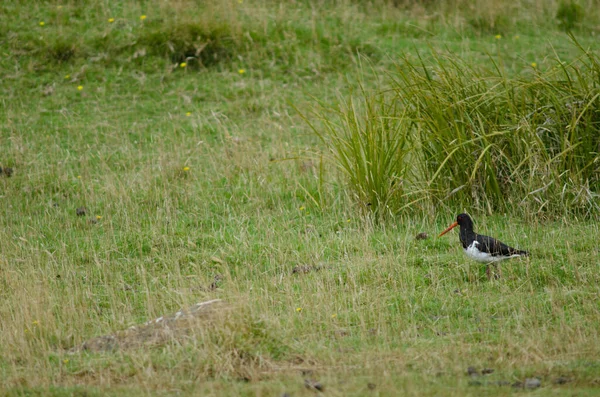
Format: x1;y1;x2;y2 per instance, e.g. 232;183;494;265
464;241;523;263
464;241;501;263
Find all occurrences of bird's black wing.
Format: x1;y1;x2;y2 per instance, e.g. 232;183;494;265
475;234;528;257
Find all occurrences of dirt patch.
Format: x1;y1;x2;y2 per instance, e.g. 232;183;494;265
69;299;224;353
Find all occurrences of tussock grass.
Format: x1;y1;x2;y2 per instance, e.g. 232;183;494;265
313;39;600;218
302;85;412;220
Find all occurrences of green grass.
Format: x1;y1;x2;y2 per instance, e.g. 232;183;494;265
1;0;600;395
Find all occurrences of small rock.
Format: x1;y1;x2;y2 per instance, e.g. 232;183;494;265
304;379;324;392
524;378;541;389
512;381;523;388
415;232;429;240
467;367;479;377
292;265;312;274
367;382;376;390
76;207;87;216
292;265;322;274
482;368;494;375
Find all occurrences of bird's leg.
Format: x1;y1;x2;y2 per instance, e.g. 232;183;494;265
494;263;501;280
486;264;491;280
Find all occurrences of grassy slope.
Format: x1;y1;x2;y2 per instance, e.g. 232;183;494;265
1;1;600;395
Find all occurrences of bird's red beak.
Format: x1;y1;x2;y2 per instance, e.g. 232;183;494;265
439;221;458;237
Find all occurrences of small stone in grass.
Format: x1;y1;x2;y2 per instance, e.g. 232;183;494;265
482;368;494;375
367;382;376;390
467;367;479;377
415;232;429;240
524;378;541;389
76;207;87;216
554;376;570;385
292;265;322;274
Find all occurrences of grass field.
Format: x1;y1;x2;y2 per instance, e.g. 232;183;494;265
1;0;600;395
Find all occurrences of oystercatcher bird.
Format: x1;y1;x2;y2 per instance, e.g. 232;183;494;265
439;213;529;279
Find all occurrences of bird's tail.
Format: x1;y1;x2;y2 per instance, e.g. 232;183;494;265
516;249;529;257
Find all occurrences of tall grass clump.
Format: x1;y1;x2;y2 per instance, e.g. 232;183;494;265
391;52;522;214
400;42;600;216
309;40;600;218
301;86;413;221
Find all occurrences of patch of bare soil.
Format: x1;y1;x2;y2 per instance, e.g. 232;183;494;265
69;299;224;353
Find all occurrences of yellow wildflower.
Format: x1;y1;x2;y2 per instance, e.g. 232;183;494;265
296;307;302;312
32;320;39;325
96;215;102;220
63;359;69;364
77;175;82;179
183;166;190;171
140;15;147;20
108;18;115;23
180;62;187;68
238;69;246;74
65;74;70;79
299;206;305;211
494;34;501;39
39;21;45;26
186;112;191;117
77;85;83;91
346;219;351;223
531;62;537;68
331;314;337;318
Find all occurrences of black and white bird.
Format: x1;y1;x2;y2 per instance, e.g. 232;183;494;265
438;213;529;279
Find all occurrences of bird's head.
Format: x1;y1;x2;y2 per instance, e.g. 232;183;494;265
438;213;473;237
